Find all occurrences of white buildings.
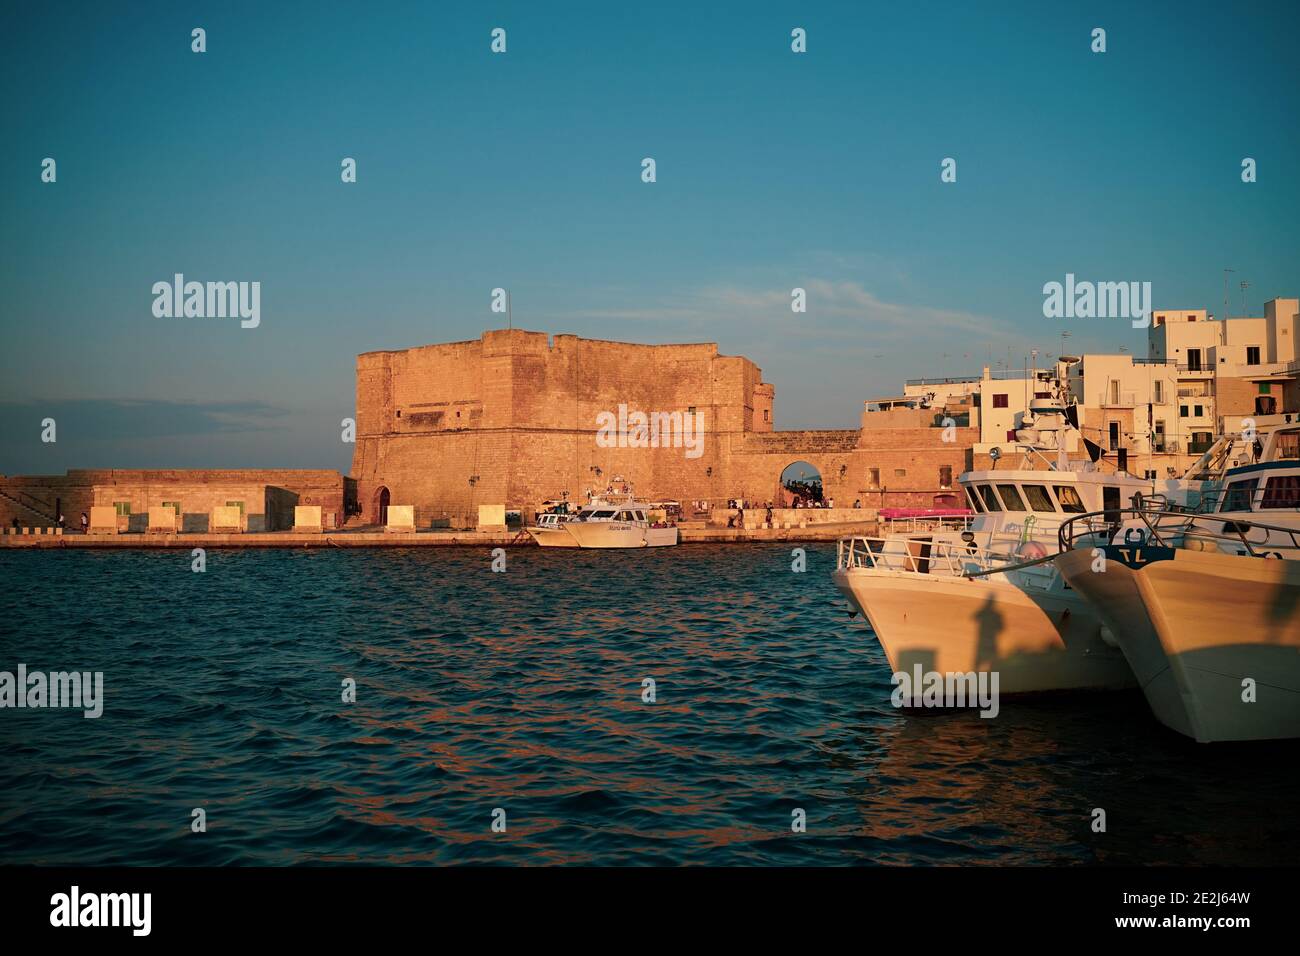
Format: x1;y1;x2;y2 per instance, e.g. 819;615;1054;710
886;297;1300;480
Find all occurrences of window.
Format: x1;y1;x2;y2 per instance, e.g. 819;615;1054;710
978;485;1003;512
763;410;769;422
1278;432;1299;460
226;500;245;514
114;501;132;516
1180;405;1189;418
964;485;984;513
939;466;953;488
1260;475;1300;509
869;468;880;487
1247;346;1261;366
1193;404;1203;417
1053;485;1086;513
1021;484;1056;512
687;406;697;415
993;394;1009;408
162;501;181;516
1221;479;1257;512
1144;470;1157;480
1187;349;1202;371
1153;381;1164;404
996;484;1027;511
894;468;906;477
1103;486;1122;522
1108;422;1121;450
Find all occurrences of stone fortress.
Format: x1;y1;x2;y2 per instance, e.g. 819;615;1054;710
350;329;977;526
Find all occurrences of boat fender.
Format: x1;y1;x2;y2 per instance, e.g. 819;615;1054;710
1016;541;1049;561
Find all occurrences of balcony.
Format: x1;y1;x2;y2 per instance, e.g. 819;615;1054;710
1098;391;1137;408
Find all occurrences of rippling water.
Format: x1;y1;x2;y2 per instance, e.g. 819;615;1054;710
1;544;1296;865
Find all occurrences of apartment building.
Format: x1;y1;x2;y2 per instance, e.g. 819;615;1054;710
1148;297;1300;432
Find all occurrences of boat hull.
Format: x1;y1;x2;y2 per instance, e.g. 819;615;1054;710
1058;546;1300;742
527;527;579;547
831;567;1133;694
554;522;678;549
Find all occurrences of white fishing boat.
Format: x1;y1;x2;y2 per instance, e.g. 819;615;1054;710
832;392;1146;694
526;488;679;549
1056;423;1300;742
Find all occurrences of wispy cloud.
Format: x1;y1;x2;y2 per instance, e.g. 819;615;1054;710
564;277;1015;346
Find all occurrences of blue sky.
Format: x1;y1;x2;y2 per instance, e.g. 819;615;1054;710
2;0;1297;473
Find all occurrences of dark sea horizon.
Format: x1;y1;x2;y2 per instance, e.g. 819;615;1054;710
1;544;1297;866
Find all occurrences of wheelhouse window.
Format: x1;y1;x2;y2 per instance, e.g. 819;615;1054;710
1221;478;1258;512
996;484;1027;511
977;484;1003;512
964;485;984;513
1020;484;1056;512
1260;475;1300;509
1053;485;1086;514
591;510;616;519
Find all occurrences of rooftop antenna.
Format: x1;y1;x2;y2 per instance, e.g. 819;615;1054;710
1239;280;1250;316
508;289;512;330
1223;268;1235;320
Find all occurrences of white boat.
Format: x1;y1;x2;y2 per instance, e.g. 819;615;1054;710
527;494;679;549
1056;423;1300;742
832;392;1146;694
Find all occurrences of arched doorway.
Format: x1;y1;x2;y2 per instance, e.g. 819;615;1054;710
780;460;822;507
374;486;390;525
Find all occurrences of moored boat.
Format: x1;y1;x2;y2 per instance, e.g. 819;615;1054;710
527;492;678;549
832;388;1147;694
1056;423;1300;742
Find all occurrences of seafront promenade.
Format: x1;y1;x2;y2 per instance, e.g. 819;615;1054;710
0;519;877;549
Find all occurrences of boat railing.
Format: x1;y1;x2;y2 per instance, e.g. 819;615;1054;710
836;534;1061;582
1058;507;1300;558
